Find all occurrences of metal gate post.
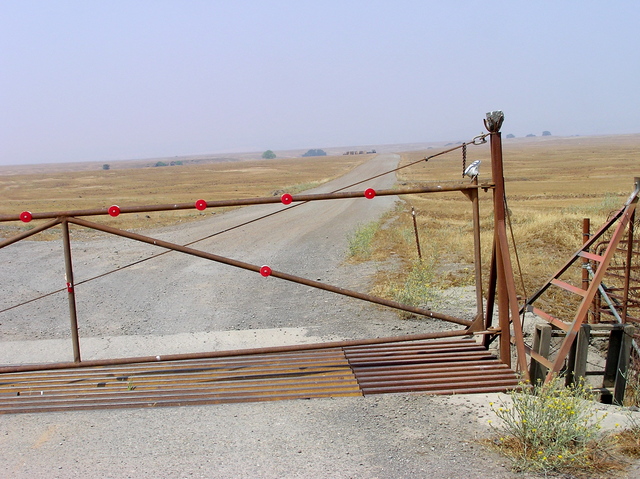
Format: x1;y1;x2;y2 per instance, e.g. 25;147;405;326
486;112;511;366
582;218;591;323
622;209;635;322
468;180;485;324
61;219;81;363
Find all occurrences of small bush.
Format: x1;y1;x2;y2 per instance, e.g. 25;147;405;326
390;259;436;310
347;221;379;259
489;376;613;474
302;149;327;157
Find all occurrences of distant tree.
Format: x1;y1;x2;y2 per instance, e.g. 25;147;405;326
154;161;168;167
526;134;536;138
506;134;515;139
302;149;327;157
102;164;110;170
169;160;183;166
542;130;552;136
262;150;276;159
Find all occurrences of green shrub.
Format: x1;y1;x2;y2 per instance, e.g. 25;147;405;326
347;221;379;259
390;259;436;309
489;376;610;474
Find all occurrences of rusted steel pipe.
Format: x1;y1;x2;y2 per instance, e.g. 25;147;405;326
61;220;81;363
486;112;511;367
66;217;473;328
411;207;422;260
463;179;484;325
622;209;635;322
0;184;483;223
0;329;471;374
582;218;591;323
0;218;62;249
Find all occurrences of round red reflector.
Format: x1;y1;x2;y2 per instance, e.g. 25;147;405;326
108;205;121;217
195;199;207;211
281;193;293;205
260;265;272;277
364;188;376;199
20;211;33;223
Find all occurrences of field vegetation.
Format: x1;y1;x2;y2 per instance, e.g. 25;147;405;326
0;154;371;237
362;134;640;319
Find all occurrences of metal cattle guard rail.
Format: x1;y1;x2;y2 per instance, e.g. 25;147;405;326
0;112;526;413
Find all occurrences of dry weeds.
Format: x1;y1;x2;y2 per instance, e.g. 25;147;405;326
381;134;640;319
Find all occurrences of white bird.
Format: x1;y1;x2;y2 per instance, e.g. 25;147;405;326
463;160;481;179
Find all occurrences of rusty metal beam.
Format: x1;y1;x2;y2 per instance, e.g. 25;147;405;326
0;217;62;249
0;329;471;374
61;220;81;363
0;184;484;223
64;216;472;329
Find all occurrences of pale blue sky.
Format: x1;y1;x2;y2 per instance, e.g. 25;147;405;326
1;1;638;165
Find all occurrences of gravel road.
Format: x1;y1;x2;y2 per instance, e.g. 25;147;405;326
0;153;458;361
1;154;638;478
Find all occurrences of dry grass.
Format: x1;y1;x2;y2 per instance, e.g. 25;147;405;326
0;154;371;237
381;134;640;319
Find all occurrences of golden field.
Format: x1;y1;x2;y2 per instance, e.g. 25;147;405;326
371;133;639;318
0;154;372;236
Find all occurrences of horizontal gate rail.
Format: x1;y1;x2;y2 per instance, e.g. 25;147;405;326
0;184;485;223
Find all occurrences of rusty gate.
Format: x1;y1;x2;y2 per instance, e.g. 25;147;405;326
1;111;637;413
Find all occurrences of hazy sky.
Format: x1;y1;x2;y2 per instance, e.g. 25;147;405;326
1;1;639;166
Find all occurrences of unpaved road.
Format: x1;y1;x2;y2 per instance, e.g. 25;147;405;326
1;153;458;361
1;154;638;478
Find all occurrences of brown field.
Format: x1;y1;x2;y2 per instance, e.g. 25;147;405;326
0;154;372;236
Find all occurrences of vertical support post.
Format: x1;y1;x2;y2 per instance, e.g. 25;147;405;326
566;324;591;386
622;209;635;322
613;324;634;405
411;207;422;260
62;219;81;363
582;218;591;323
486;111;511;367
529;323;552;385
469;182;484;322
483;243;497;348
603;325;624;390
